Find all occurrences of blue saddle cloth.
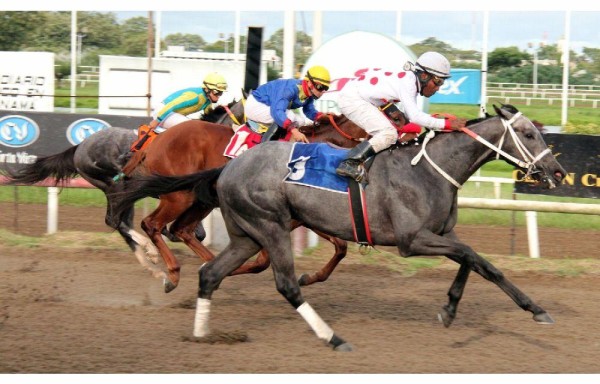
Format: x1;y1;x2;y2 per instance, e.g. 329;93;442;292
284;143;350;193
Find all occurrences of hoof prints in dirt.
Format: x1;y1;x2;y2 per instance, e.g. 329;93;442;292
181;330;249;345
0;306;9;329
172;297;197;309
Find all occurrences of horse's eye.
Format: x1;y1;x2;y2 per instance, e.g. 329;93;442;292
525;133;534;139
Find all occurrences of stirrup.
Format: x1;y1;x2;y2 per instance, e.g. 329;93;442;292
336;163;367;183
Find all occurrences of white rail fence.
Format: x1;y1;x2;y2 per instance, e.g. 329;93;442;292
486;82;600;108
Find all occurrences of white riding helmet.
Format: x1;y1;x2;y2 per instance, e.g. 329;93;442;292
416;52;451;78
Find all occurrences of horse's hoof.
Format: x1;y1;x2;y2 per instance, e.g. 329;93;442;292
298;273;311;286
333;342;353;352
533;312;555;324
437;310;454;328
163;279;178;293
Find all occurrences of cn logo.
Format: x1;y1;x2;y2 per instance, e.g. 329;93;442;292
0;115;40;148
66;118;111;145
438;76;468;95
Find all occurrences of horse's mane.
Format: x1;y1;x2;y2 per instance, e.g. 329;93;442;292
201;100;237;123
465;103;520;127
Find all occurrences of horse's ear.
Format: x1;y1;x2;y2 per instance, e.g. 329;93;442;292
492;104;502;116
241;88;249;99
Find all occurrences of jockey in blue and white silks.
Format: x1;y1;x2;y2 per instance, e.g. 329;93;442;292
149;72;228;133
245;65;333;143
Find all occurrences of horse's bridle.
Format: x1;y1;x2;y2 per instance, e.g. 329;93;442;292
461;112;552;180
411;112;553;188
222;98;247;127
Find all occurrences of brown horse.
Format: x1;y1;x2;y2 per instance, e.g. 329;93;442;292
113;114;369;292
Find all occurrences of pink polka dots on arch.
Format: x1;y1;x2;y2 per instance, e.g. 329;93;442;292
353;68;408;85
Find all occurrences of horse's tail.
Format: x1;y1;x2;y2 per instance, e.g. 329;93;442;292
110;166;224;222
2;145;79;185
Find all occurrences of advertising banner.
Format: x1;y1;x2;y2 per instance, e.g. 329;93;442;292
0;110;147;172
429;69;481;105
514;133;600;199
0;51;55;112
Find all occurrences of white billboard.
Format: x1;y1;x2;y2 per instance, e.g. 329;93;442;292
301;31;428;114
98;55;266;116
0;51;55;112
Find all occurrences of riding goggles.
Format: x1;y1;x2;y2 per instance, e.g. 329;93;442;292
313;82;329;92
211;89;224;96
306;71;329;92
431;75;445;87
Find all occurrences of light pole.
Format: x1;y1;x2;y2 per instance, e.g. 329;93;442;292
219;33;233;54
76;27;88;65
528;42;541;93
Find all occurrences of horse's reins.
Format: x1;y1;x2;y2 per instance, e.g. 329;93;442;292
411;112;552;188
326;114;363;142
223;97;247;126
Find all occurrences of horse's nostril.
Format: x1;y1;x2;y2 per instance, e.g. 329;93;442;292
554;171;564;181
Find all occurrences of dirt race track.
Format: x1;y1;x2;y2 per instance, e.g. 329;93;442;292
1;204;600;375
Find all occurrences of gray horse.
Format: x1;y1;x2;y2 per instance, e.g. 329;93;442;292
3;101;244;279
108;104;566;351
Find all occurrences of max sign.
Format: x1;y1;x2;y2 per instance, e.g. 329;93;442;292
429;69;482;105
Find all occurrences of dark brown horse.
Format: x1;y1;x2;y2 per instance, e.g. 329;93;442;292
112;114;370;292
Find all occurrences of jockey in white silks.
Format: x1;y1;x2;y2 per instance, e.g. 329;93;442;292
335;51;468;182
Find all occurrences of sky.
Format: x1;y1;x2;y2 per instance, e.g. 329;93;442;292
5;0;600;54
111;10;600;54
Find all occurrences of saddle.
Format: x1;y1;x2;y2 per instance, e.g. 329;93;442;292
223;120;291;159
130;124;158;152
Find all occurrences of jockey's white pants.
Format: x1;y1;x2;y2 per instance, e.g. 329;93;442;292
152;103;190;133
337;82;398;153
245;94;311;127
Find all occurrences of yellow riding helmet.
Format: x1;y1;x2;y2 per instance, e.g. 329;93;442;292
304;65;331;87
203;72;228;92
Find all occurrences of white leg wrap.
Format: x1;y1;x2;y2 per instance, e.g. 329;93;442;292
296;302;334;342
193;298;211;337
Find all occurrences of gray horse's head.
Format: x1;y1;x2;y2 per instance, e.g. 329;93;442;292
493;104;566;189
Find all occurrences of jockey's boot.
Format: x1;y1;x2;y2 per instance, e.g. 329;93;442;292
336;141;376;182
261;123;284;143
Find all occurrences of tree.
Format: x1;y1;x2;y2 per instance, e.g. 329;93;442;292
164;33;206;51
581;47;600;80
27;12;71;52
77;12;122;50
263;28;313;73
119;16;151;56
488;46;529;71
410;37;454;57
0;11;47;51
